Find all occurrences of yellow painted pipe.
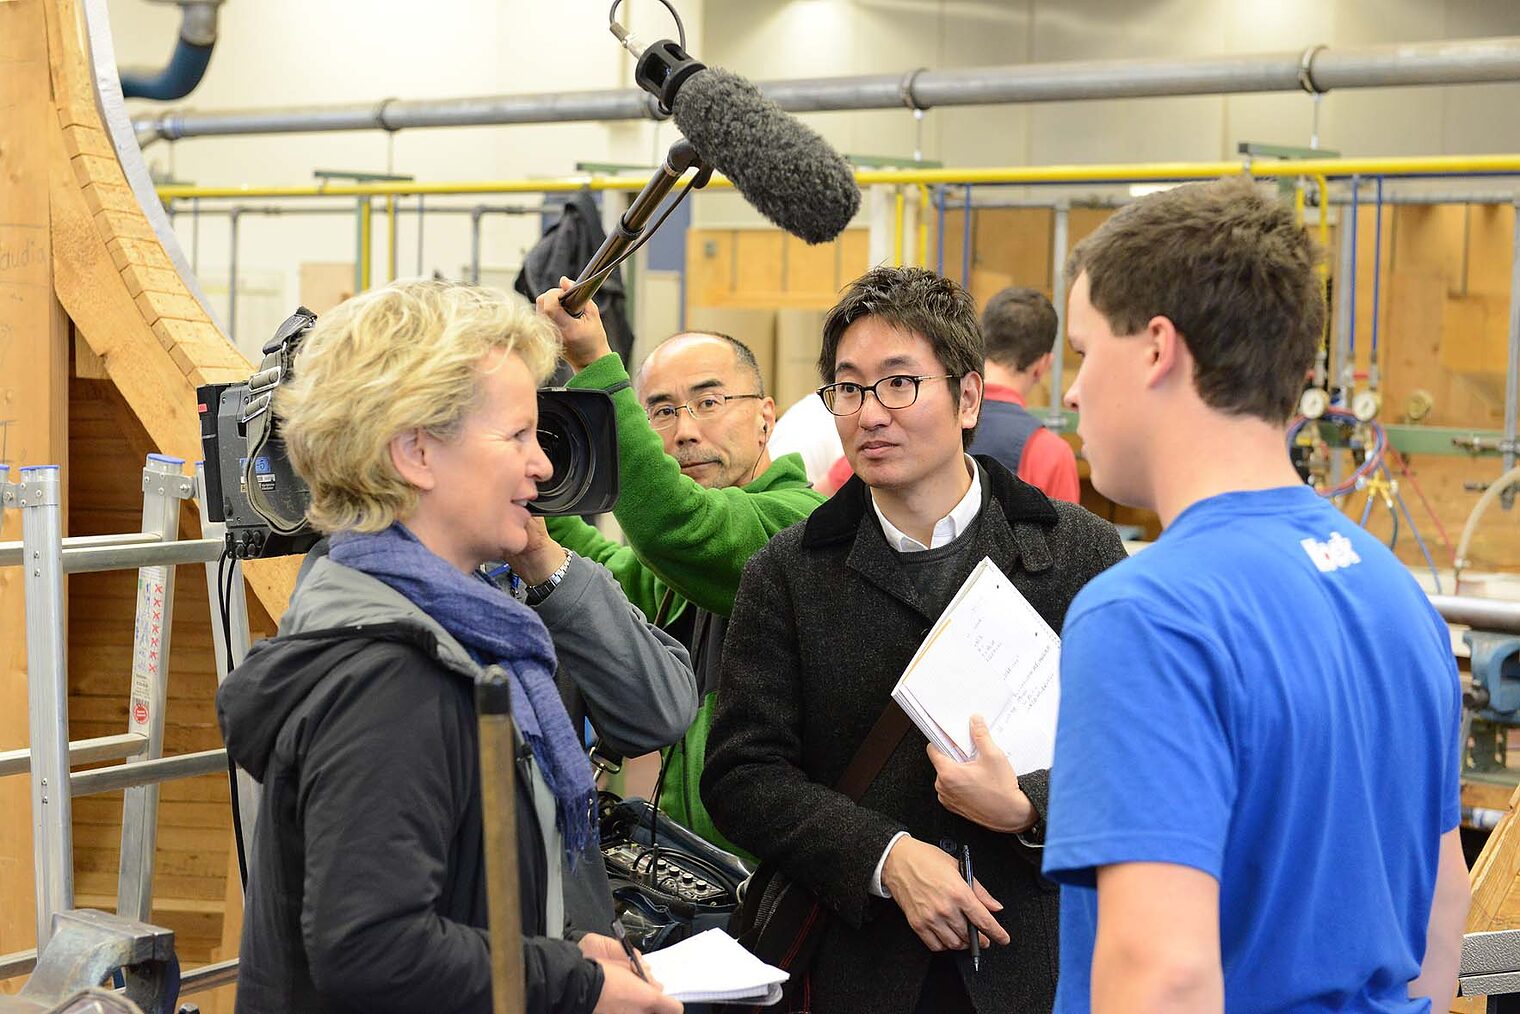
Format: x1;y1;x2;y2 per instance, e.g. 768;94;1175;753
917;185;930;268
154;153;1520;203
894;187;906;266
853;154;1520;186
358;198;373;291
387;195;398;282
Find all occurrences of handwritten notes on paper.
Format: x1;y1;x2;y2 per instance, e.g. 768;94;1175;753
891;557;1060;774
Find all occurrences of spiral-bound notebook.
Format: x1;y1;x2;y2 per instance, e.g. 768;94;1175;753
642;928;788;1005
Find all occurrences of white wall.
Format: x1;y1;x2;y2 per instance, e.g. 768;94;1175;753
694;0;1520;225
106;0;1520;348
109;0;697;355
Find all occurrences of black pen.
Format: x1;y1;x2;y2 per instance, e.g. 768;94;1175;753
612;918;648;982
962;844;981;973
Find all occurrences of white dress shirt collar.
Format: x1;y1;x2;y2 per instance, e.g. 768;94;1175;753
870;456;983;553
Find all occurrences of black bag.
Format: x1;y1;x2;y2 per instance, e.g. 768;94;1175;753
598;793;752;951
725;704;911;1013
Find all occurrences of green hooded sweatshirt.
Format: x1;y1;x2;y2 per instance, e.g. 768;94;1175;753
546;353;826;856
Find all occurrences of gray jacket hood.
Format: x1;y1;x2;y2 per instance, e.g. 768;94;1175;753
217;556;484;781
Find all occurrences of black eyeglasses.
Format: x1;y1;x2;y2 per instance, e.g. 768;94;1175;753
646;392;763;430
816;375;958;417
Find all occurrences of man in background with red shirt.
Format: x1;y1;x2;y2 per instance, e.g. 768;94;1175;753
970;286;1079;502
823;285;1080;502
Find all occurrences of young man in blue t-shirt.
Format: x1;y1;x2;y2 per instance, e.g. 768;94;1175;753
930;177;1469;1012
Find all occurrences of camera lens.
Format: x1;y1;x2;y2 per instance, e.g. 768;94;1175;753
529;388;619;516
532;394;593;514
538;424;576;497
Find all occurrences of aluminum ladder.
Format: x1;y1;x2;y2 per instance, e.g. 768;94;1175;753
0;455;255;999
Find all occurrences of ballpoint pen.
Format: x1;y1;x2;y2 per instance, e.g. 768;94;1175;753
962;844;981;973
611;918;649;982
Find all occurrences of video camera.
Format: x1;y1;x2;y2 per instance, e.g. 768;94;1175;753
198;306;621;560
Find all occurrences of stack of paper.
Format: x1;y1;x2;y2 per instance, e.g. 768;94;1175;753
642;928;788;1006
891;556;1061;774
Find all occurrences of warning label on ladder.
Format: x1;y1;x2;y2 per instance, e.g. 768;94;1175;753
129;565;168;732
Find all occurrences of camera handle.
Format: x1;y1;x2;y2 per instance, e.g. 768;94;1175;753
562;138;712;317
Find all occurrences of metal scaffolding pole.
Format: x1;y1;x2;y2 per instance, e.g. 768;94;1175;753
1047;203;1070;430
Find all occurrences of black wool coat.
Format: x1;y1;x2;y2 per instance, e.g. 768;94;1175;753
702;456;1128;1014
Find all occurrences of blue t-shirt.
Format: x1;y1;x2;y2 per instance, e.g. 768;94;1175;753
1042;485;1461;1014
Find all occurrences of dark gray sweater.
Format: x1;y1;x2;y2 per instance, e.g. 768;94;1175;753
895;478;993;613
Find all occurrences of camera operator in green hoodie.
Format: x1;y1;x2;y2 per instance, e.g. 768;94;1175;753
538;279;827;856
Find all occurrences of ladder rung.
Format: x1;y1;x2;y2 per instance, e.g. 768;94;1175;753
0;947;36;980
62;538;223;575
0;734;148;780
180;958;239;995
0;532;162;568
71;749;226;797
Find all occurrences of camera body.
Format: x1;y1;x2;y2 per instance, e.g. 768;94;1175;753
199;306;621;560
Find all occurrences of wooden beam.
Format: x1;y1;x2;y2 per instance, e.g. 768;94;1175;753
0;0;70;978
1467;783;1520;933
42;0;294;626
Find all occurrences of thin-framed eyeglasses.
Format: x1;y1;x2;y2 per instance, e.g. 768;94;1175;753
816;374;958;417
646;392;763;430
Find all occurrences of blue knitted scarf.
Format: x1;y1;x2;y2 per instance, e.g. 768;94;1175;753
328;523;597;863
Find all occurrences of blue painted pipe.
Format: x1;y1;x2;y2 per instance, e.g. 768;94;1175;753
121;36;213;101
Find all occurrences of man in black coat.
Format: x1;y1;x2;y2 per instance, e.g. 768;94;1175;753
702;266;1126;1014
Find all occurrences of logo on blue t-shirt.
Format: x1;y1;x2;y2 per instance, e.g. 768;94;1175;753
1300;531;1362;573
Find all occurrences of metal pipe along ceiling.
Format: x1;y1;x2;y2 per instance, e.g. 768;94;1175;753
133;35;1520;145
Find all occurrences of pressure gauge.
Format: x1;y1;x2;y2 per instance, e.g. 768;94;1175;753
1299;388;1330;420
1352;389;1381;423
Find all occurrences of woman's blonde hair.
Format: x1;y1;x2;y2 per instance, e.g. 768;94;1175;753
277;279;561;533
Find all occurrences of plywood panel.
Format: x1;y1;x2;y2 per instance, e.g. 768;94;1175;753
1440;293;1510;390
1390;205;1468;287
782;235;839;303
972;207;1055;308
733;231;784;301
66;377;234;973
837;229;872;286
299;262;356;315
775;309;827;410
686;230;733;309
685;308;777;393
687;229;872;315
1464;204;1514;297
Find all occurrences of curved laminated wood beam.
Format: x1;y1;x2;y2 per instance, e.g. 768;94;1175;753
44;0;299;621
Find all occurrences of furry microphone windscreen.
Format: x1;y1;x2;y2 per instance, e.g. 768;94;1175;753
672;68;862;245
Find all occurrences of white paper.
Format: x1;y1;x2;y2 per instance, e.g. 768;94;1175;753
891;557;1060;774
641;928;787;1005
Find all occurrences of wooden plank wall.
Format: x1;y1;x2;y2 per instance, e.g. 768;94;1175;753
65;373;277;977
686;228;871;311
67;375;230;965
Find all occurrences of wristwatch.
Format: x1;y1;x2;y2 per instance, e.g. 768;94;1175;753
524;550;574;606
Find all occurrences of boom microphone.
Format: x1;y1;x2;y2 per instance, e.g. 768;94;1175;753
631;37;861;244
672;68;861;244
559;28;861;316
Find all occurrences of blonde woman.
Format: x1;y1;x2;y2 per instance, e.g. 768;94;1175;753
217;280;681;1014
